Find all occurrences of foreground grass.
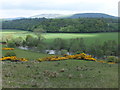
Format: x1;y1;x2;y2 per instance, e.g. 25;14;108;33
1;47;118;88
2;60;118;88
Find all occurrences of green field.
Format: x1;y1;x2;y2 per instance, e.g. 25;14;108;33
2;48;51;60
1;43;119;88
2;58;118;88
1;29;118;45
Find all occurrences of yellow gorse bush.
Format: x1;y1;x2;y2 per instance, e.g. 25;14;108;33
37;53;97;62
96;60;116;64
96;60;106;63
2;48;14;50
107;62;116;64
0;56;28;62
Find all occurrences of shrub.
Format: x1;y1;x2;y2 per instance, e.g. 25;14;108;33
7;41;16;48
73;51;84;55
61;50;68;55
106;56;119;63
5;52;16;57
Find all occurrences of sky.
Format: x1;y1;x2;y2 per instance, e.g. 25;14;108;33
0;0;119;18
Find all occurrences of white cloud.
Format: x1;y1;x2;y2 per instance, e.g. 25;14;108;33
0;0;119;18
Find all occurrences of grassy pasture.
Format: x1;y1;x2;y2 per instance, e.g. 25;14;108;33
1;29;118;45
2;48;51;60
2;59;118;88
1;47;119;88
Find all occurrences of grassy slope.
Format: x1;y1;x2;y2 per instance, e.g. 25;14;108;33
2;60;118;88
2;48;51;60
1;48;118;88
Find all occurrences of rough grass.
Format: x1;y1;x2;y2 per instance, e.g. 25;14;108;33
1;48;119;88
2;60;118;88
2;48;51;60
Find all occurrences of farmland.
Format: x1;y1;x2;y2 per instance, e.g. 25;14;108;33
2;55;118;88
1;29;118;45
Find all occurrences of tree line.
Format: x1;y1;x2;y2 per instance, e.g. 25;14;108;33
2;18;119;33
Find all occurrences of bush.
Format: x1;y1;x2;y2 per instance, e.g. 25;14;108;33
73;51;84;55
106;56;119;63
61;50;68;55
5;52;16;57
7;41;16;48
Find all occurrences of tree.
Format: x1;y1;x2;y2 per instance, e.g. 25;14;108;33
61;49;68;55
33;26;46;44
102;40;118;56
13;37;23;47
69;38;86;54
25;35;36;48
89;40;104;58
7;41;16;48
78;38;86;52
69;41;80;53
53;38;67;51
37;44;46;53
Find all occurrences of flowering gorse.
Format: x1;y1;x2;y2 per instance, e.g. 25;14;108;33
0;56;28;62
37;53;96;62
2;48;14;50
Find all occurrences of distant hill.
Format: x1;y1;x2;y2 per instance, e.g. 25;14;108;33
1;17;25;21
30;13;117;19
30;14;72;19
66;13;117;19
1;13;117;21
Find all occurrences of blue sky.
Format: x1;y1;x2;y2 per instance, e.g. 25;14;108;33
0;0;119;18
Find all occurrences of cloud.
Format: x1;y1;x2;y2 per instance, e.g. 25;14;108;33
1;0;118;10
0;0;119;18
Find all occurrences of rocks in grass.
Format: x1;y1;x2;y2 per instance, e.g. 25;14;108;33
79;74;83;78
31;83;38;87
68;74;72;79
26;65;31;68
5;72;13;77
43;70;50;75
43;70;59;78
54;63;60;67
76;66;81;71
60;68;65;72
98;71;101;73
13;65;16;67
84;65;87;67
50;72;59;78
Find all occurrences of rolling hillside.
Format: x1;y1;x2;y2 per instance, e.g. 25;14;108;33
1;13;117;20
66;13;117;19
30;13;117;19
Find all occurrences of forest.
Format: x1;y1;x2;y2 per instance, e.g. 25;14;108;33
2;18;119;33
